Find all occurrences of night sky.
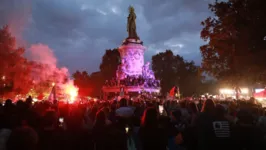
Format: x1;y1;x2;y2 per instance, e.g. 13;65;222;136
0;0;215;74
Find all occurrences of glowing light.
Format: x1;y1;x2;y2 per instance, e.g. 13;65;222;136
2;76;5;80
241;88;249;94
219;88;234;94
219;88;249;94
257;98;264;102
63;81;78;103
255;89;264;93
52;82;55;86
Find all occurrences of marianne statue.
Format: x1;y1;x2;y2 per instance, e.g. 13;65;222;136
127;6;139;39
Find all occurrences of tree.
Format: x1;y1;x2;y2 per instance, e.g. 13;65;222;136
199;79;219;95
179;61;202;97
152;50;201;96
0;25;33;98
89;71;104;97
72;70;92;97
99;48;120;80
201;0;266;85
152;50;179;95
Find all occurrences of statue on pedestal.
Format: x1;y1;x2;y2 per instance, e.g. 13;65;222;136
142;62;150;78
127;6;139;40
149;70;155;79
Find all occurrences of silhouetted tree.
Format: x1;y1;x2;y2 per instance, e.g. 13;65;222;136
201;0;266;85
0;25;33;98
89;71;104;97
99;48;120;80
152;50;201;96
72;71;92;97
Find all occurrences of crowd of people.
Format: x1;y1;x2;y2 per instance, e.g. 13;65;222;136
0;97;265;150
104;76;160;88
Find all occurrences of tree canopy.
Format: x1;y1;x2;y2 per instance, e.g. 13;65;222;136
0;25;33;97
72;70;92;97
152;50;202;96
201;0;266;85
99;48;120;80
72;48;120;98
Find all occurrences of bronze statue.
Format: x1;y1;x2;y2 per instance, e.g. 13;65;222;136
127;6;139;39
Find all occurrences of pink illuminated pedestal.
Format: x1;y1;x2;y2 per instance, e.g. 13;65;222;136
117;38;145;79
102;38;160;96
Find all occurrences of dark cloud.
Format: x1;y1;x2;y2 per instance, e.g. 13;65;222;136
0;0;215;73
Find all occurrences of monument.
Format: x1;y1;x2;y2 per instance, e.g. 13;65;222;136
102;6;160;97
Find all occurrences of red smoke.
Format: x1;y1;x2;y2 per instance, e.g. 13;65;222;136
28;43;78;100
28;43;68;84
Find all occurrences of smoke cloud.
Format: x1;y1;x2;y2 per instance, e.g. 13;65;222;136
28;43;69;84
28;43;78;99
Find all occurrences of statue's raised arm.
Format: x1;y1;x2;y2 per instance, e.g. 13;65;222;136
127;6;139;39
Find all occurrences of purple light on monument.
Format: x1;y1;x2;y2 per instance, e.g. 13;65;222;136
102;5;160;95
118;41;145;77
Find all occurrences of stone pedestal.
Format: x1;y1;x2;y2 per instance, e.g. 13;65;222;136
102;38;160;97
118;38;145;78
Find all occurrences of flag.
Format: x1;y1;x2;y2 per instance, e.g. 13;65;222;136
48;86;56;102
169;86;177;96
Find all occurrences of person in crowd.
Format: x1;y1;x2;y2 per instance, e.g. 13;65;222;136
116;98;134;118
92;110;111;150
211;104;233;150
6;126;38;150
0;113;12;150
138;107;167;150
194;99;216;150
38;110;66;150
232;110;264;150
65;108;92;150
1;96;266;150
168;110;183;150
188;102;199;125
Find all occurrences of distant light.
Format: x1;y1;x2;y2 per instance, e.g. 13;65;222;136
255;89;264;93
219;88;249;94
264;36;266;41
257;98;264;102
2;76;5;80
241;88;249;94
52;82;55;86
219;88;234;94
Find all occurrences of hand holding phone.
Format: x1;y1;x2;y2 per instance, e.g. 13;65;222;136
59;117;64;123
159;105;164;114
125;127;129;133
